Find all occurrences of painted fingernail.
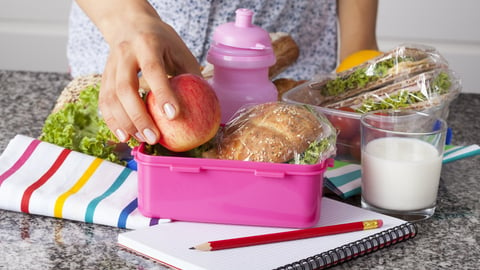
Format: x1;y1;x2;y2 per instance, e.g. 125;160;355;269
115;129;127;142
135;132;145;142
143;128;157;144
163;103;176;120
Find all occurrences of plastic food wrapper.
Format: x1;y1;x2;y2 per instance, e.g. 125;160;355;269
282;44;462;162
283;44;461;114
204;102;337;165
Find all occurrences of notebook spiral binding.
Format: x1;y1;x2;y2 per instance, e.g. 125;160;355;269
274;222;418;270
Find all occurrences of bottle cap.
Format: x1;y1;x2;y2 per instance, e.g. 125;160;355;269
213;8;272;50
208;8;275;68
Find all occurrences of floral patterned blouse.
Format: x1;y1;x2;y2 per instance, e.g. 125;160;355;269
67;0;338;80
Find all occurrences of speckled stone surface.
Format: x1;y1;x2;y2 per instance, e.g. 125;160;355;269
0;70;479;270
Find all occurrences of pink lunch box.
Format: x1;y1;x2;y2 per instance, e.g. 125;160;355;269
133;144;334;228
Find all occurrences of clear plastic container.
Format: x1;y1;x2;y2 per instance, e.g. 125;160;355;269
282;45;461;162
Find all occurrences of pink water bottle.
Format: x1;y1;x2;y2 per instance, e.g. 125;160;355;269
207;8;277;124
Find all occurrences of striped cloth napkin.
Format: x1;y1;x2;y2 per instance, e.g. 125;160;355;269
0;135;169;229
324;144;480;199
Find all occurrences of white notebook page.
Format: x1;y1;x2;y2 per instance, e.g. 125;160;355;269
118;198;408;270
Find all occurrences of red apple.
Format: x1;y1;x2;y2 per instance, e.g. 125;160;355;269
146;74;221;152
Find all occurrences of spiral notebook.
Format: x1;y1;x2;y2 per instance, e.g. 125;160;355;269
118;198;417;270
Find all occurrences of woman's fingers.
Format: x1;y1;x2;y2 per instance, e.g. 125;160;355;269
98;18;203;145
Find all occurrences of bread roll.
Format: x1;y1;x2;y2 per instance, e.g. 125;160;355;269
269;32;300;79
215;102;324;163
52;74;102;113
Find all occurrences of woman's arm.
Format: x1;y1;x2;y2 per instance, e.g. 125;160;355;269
75;0;201;144
337;0;379;62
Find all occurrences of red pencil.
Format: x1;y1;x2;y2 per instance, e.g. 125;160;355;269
190;219;383;251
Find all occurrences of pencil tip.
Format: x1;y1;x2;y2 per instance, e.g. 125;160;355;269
189;247;195;250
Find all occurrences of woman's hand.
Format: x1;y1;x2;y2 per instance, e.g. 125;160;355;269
76;0;201;144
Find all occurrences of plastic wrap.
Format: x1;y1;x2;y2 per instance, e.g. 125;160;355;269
282;44;462;162
207;102;337;164
284;44;461;113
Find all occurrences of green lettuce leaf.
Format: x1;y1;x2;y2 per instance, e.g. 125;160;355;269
288;138;332;165
40;84;125;165
321;57;411;97
355;71;451;113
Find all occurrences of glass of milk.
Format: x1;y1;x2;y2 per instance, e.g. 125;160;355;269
360;109;447;221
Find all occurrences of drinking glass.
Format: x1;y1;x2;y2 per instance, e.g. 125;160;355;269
360;109;447;221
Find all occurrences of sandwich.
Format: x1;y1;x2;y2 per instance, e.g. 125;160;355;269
310;45;448;105
326;68;460;113
204;102;336;164
283;45;460;113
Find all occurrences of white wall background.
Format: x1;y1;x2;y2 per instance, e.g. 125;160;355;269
0;0;71;73
1;0;479;93
376;0;480;94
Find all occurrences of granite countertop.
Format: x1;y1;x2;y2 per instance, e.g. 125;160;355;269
0;70;479;269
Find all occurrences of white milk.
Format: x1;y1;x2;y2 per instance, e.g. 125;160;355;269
361;137;442;211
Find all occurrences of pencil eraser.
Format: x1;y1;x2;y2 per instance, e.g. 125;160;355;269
377;219;383;228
